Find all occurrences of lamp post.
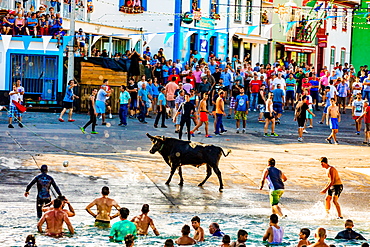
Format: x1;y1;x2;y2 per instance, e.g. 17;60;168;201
67;0;76;82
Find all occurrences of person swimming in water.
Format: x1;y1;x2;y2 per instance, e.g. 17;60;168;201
42;195;75;217
131;204;160;236
263;214;284;244
24;165;62;218
37;198;74;237
86;186;121;228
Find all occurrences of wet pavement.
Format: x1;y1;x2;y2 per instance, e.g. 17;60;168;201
0;108;369;246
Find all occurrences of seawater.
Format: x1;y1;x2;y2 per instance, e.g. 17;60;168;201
1;202;369;246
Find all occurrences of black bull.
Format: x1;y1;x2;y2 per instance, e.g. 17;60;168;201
146;133;231;192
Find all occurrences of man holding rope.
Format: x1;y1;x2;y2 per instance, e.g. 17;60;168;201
25;165;62;218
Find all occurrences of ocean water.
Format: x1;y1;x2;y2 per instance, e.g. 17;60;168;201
1;202;369;247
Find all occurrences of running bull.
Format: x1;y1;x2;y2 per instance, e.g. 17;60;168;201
146;133;231;192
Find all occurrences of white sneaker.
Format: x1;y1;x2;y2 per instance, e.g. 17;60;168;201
242;129;246;133
298;137;303;142
303;129;308;133
99;116;102;120
197;131;201;134
236;128;240;134
109;114;113;119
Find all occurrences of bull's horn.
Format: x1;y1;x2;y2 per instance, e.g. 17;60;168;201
146;133;154;139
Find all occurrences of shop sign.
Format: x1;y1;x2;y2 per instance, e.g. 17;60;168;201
317;35;328;48
284;45;315;53
182;12;194;24
195;17;215;29
200;39;208;52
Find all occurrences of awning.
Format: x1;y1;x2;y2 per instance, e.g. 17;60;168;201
283;44;316;53
235;34;268;44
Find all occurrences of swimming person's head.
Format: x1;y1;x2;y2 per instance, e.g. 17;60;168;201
164;239;174;247
181;225;191;236
101;186;110;196
124;234;134;247
222;235;231;244
40;165;48;173
345;219;354;228
53;199;62;209
237;229;248;242
300;228;310;239
141;204;149;214
191;216;201;230
270;214;278;224
119;207;130;220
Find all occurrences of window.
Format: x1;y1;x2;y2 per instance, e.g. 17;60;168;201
192;0;200;12
246;0;252;23
342;9;347;31
119;0;147;13
210;0;220;19
330;47;335;65
332;7;337;29
234;0;242;22
340;48;346;65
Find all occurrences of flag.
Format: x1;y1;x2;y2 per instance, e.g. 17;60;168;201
314;3;323;11
285;21;295;34
304;0;317;7
12;100;27;113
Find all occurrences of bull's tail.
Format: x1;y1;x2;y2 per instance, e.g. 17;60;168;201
221;148;232;157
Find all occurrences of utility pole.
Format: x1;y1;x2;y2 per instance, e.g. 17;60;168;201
67;0;76;82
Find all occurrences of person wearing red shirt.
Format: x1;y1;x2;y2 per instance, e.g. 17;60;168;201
357;101;370;145
249;74;262;111
301;78;312;95
185;71;196;88
168;69;181;84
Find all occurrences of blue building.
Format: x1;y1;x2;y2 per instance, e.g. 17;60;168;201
0;36;69;107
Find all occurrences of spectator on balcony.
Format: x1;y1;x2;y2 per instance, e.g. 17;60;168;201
101;49;108;57
39;15;49;35
49;7;56;17
50;13;62;36
26;13;38;36
54;27;66;48
2;13;15;35
143;46;151;58
39;5;46;15
76;28;87;56
14;13;25;35
15;2;24;16
50;0;61;13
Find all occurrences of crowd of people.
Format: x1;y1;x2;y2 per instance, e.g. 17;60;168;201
1;4;63;37
64;47;370;145
22;161;368;246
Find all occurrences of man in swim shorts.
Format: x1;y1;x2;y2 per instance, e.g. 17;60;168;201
259;158;287;217
190;93;212;138
326;98;341;145
319;157;343;219
86;186;121;228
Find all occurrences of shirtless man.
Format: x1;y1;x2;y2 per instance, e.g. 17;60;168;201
190;93;212;138
191;216;204;242
326;98;341;145
319;157;343;218
175;224;197;245
42;195;75;217
308;228;329;247
264;92;278;137
131;204;159;236
86;186;120;228
37;199;74;237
